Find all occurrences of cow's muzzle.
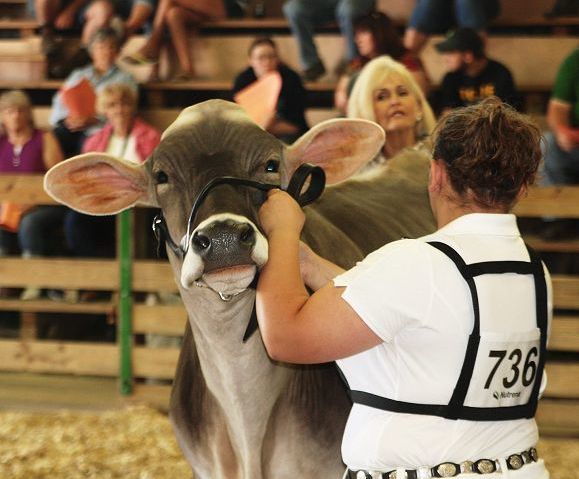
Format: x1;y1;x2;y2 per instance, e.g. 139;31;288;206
152;163;325;260
192;219;255;272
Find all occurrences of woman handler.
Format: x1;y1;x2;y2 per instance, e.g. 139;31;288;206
256;97;550;478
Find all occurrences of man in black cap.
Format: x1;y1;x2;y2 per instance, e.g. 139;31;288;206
435;27;519;113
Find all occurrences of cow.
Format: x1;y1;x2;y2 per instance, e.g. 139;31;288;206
44;100;436;479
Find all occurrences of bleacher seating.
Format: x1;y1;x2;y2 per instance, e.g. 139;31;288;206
0;0;578;429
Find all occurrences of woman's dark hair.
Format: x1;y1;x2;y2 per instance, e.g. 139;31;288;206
433;97;543;210
247;37;277;56
354;11;406;63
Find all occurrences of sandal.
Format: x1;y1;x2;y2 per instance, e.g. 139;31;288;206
172;71;195;82
122;52;159;66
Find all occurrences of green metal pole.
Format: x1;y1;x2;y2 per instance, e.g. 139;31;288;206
118;209;133;395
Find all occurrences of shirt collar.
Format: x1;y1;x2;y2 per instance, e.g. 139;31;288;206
437;213;520;237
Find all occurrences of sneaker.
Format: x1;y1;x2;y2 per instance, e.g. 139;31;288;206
20;287;43;301
302;62;326;82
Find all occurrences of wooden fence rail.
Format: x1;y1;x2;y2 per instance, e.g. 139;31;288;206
0;176;578;435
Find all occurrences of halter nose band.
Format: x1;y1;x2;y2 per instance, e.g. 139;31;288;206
152;163;326;258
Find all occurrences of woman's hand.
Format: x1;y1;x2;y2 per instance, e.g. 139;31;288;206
259;189;305;238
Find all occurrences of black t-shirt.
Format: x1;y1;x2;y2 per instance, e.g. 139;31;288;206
439;59;520;110
232;64;309;140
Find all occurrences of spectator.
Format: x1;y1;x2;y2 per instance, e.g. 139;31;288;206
347;56;436;166
123;0;246;81
28;0;111;56
435;28;519;113
0;90;65;300
543;47;579;186
50;27;138;159
334;11;429;114
232;37;309;144
62;83;160;301
404;0;500;54
282;0;375;82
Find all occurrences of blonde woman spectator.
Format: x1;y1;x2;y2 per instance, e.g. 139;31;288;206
0;90;65;300
65;83;160;270
83;83;160;162
348;56;436;165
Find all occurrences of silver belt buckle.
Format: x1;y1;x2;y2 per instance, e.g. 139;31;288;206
473;459;497;474
435;463;458;477
507;454;524;470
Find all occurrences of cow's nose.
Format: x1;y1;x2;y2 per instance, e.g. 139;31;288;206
191;220;256;272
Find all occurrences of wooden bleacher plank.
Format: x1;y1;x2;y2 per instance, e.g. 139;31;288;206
516;186;579;218
552;276;579;310
545;363;579;398
133;303;186;335
133;346;179;380
0;257;118;289
0;298;116;314
549;316;579;352
0;174;54;203
0;341;178;380
524;236;579;254
132;260;178;293
119;35;575;87
0;339;119;376
536;399;579;436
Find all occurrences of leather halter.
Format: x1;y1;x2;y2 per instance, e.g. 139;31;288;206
152;163;326;342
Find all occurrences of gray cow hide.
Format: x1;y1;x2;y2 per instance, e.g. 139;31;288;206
44;100;436;479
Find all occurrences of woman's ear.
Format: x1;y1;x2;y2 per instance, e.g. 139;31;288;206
416;102;424;123
428;159;444;194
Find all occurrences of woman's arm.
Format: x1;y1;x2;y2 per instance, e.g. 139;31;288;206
42;131;65;169
257;190;381;364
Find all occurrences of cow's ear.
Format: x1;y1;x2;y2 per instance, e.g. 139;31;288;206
283;118;385;185
44;153;156;215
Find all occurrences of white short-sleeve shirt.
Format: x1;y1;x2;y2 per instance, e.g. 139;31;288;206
334;213;552;476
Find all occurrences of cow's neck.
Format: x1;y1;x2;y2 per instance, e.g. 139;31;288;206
182;288;291;478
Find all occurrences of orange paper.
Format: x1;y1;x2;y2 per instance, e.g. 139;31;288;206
61;78;97;119
234;71;282;128
0;202;27;233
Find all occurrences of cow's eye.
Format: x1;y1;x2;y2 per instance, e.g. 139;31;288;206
265;160;279;173
155;171;169;184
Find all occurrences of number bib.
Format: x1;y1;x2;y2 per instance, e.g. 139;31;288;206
465;329;541;408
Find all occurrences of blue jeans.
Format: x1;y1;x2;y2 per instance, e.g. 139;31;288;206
409;0;500;33
0;205;66;256
542;131;579;186
283;0;375;70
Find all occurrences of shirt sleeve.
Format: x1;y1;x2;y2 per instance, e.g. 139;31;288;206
552;49;578;105
333;239;434;342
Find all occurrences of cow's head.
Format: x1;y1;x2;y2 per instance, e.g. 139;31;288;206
44;100;384;299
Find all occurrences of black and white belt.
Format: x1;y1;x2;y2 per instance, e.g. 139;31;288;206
346;447;538;479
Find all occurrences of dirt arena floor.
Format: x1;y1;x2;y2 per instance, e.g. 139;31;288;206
0;405;577;478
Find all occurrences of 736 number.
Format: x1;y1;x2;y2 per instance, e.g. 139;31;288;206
484;347;538;389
